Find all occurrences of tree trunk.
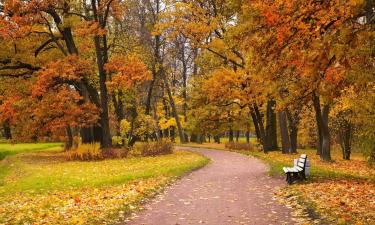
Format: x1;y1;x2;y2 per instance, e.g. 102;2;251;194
3;120;12;139
265;100;278;151
214;135;221;144
93;35;112;149
339;121;352;160
313;94;323;155
250;111;261;142
162;74;186;143
286;109;299;154
246;123;250;143
114;92;124;121
279;110;291;154
145;79;155;115
253;104;266;151
228;128;234;142
312;93;331;161
235;130;240;142
65;126;73;150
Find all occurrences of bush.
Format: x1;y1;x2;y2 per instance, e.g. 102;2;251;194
65;143;103;160
112;136;125;147
137;140;173;157
225;142;254;151
65;143;129;161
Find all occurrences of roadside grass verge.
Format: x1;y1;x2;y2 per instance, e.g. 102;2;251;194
0;144;209;224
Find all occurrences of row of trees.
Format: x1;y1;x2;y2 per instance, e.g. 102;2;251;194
159;0;374;162
0;0;374;162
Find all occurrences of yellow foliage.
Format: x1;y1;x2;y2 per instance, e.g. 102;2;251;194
120;119;131;137
65;143;102;161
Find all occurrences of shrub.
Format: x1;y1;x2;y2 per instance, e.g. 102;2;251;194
112;136;125;147
225;142;254;151
65;143;103;161
137;140;173;157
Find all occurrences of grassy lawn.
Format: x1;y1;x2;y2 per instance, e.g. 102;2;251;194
179;141;375;224
0;143;209;224
0;142;62;160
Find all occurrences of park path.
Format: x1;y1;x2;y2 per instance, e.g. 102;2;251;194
125;147;295;225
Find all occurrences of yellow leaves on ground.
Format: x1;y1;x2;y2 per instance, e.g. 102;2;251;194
0;148;209;224
254;148;374;180
0;177;170;225
280;180;375;224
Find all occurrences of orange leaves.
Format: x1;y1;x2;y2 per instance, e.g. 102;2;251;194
32;55;93;97
294;180;375;224
203;68;243;103
0;96;20;124
105;54;151;91
75;21;108;37
261;5;280;26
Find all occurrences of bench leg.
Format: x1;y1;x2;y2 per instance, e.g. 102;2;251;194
286;173;293;185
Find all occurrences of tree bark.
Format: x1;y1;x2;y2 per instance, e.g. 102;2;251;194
93;35;112;149
339;123;352;160
286;109;299;154
65;126;73;150
264;100;278;151
3;120;12;139
313;94;323;156
246;123;250;143
214;135;221;144
312;93;331;161
228;128;234;142
162;74;186;143
235;130;240;142
279;110;291;154
253;104;266;147
250;111;261;142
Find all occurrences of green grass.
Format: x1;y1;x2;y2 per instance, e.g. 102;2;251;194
0;145;209;195
0;142;62;160
0;142;209;224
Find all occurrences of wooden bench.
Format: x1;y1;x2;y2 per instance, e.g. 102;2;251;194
283;154;307;184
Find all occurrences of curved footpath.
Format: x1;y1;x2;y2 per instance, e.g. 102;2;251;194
124;147;296;225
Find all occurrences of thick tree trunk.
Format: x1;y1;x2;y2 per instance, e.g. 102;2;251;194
313;94;323;155
93;35;112;149
279;110;291;154
264;100;278;151
65;126;73;150
312;93;331;161
162;74;186;143
3;120;12;140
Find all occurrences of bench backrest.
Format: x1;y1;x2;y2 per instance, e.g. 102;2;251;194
297;154;308;170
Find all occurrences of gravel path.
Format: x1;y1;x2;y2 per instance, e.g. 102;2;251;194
125;147;295;225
